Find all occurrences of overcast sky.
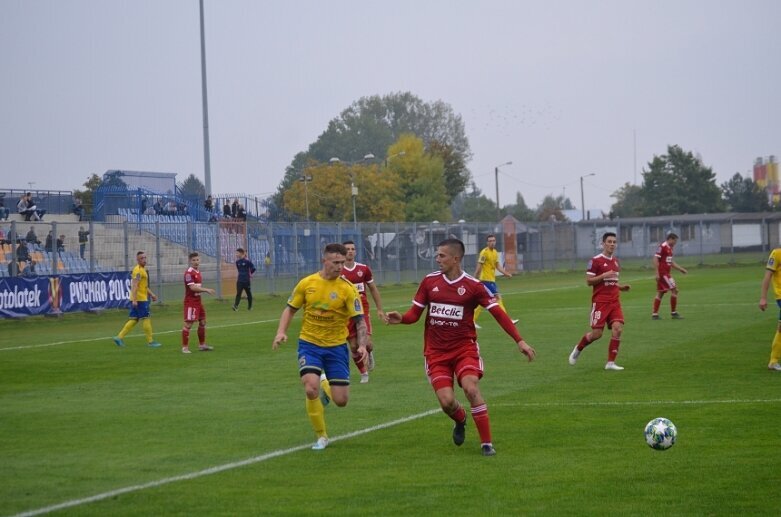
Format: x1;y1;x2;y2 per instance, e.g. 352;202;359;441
2;0;779;215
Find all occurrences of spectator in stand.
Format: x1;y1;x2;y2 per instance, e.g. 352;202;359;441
57;234;66;253
204;195;214;213
153;199;163;215
71;196;85;221
141;196;149;215
78;226;90;259
17;192;44;221
222;200;232;219
231;198;239;218
16;240;31;263
0;227;8;245
44;231;54;252
236;203;247;221
25;226;40;246
0;195;9;220
165;199;177;216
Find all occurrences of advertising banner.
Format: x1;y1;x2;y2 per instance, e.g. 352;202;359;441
0;272;131;318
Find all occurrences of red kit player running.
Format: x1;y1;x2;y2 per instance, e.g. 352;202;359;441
386;238;536;457
341;240;385;383
568;232;631;371
652;231;687;320
182;252;216;354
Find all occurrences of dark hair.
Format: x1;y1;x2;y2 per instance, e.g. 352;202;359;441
136;251;145;257
342;240;355;246
236;248;245;254
323;243;347;256
667;232;679;240
188;252;199;260
601;232;617;242
438;238;465;257
486;234;496;240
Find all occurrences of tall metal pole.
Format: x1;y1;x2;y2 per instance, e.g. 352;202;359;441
580;175;585;221
495;166;500;222
199;0;212;196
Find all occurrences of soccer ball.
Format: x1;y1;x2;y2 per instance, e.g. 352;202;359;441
644;417;677;450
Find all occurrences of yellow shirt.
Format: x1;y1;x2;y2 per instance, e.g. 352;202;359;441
131;265;149;302
477;247;500;282
287;272;363;347
766;249;781;299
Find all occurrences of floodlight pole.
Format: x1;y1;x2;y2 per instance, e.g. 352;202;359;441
494;161;512;221
199;0;212;196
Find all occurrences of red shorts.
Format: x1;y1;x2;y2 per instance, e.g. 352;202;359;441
347;312;372;337
184;302;206;322
425;343;484;391
656;274;676;292
590;301;623;330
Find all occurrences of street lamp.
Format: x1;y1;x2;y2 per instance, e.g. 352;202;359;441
384;150;406;167
494;161;512;221
329;154;374;227
299;174;313;222
580;173;596;221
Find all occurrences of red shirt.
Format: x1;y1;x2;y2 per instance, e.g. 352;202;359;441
587;254;621;303
412;271;498;354
655;241;673;276
341;262;373;311
184;267;203;304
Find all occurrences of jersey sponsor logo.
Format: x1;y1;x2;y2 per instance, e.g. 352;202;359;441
355;283;366;292
457;286;466;296
429;302;464;320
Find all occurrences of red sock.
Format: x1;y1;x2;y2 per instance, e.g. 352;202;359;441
449;404;467;424
577;333;593;351
182;327;190;347
197;324;206;345
608;337;621;362
352;352;367;374
471;404;492;444
653;297;661;314
670;295;677;313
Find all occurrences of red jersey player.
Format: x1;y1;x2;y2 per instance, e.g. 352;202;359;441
341;240;385;383
568;232;631;371
652;231;687;320
386;238;535;457
182;252;216;354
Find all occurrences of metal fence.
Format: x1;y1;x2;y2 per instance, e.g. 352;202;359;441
2;212;778;303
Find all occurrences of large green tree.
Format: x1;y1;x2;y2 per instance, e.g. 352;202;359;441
177;174;206;200
505;192;536;222
451;183;497;222
721;173;769;212
640;145;724;215
274;92;471;219
72;174;102;215
609;182;644;218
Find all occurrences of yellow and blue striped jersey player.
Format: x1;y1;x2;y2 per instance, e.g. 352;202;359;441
473;234;518;327
113;251;161;348
759;248;781;371
273;243;368;450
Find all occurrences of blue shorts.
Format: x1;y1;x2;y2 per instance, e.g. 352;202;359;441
776;299;781;320
482;281;499;295
128;301;150;319
297;339;350;386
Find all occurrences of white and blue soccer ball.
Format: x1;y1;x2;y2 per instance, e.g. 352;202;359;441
644;417;677;450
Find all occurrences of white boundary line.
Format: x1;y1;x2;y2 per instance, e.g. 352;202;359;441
9;408;441;517
9;397;781;516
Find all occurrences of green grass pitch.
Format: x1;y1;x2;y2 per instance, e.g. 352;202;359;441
2;263;780;516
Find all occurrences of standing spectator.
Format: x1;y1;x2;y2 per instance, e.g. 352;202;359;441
71;196;85;221
182;252;216;353
204;195;214;212
231;198;239;218
341;240;385;383
760;247;781;371
232;248;256;311
473;234;518;328
141;195;149;214
56;234;65;253
113;251;161;348
235;203;247;221
272;243;368;451
25;226;40;245
78;226;90;259
153;199;163;215
44;231;54;252
222;200;232;219
651;232;688;320
568;232;631;371
0;195;9;220
386;238;536;456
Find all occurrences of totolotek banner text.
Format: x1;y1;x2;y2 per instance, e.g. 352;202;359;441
0;272;132;318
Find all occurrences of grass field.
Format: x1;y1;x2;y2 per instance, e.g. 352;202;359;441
2;262;780;516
